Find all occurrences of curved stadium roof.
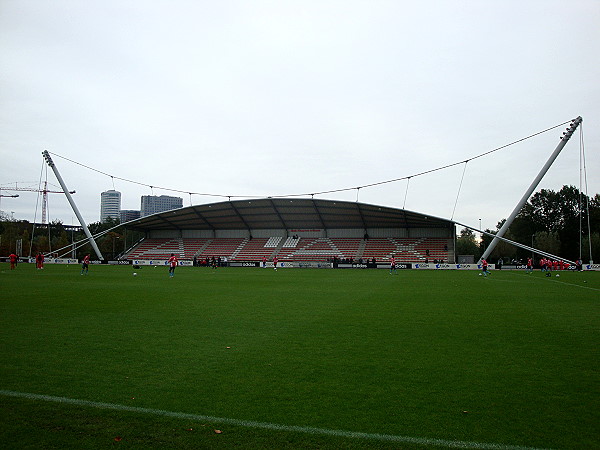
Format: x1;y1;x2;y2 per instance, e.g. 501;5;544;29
126;198;454;232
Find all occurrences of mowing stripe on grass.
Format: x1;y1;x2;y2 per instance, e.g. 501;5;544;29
0;389;550;450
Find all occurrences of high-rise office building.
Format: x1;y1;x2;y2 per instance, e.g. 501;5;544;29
120;209;141;223
140;195;183;217
100;190;121;222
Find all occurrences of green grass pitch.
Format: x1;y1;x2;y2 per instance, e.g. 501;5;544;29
1;263;598;449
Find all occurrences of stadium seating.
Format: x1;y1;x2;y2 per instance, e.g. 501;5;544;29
196;238;246;261
125;236;450;263
126;238;210;260
362;237;449;263
231;238;273;261
265;236;283;247
277;238;363;261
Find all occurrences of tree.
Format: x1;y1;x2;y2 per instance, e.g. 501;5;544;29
456;228;480;259
508;185;599;261
79;218;126;260
533;231;561;256
99;231;123;259
52;231;70;257
88;217;120;236
581;232;599;263
35;235;49;254
0;219;19;255
48;220;67;242
20;229;31;257
484;227;517;262
589;194;600;231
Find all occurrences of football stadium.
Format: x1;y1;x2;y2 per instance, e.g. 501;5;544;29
4;2;600;446
2;118;599;449
123;198;455;269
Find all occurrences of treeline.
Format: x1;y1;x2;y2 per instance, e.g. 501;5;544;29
457;185;600;262
0;216;144;260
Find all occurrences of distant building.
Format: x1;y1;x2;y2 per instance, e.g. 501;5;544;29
120;209;141;223
100;190;121;222
140;195;183;217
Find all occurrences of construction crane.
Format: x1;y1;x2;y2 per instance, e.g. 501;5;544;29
0;193;18;221
0;182;75;224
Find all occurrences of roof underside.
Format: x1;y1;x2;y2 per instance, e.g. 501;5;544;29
126;198;454;231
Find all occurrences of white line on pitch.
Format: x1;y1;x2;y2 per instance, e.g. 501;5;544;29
0;389;551;450
549;279;600;291
510;271;600;291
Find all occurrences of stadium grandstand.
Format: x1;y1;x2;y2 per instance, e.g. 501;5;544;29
123;198;455;267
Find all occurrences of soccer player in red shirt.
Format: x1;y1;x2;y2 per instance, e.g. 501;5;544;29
273;256;278;271
168;253;178;277
36;252;45;270
9;253;18;270
81;254;90;275
526;257;533;274
481;259;490;277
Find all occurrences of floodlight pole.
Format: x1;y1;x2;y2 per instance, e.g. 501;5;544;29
480;116;582;262
42;150;104;260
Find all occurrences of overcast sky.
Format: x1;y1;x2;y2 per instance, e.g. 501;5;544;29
1;0;598;233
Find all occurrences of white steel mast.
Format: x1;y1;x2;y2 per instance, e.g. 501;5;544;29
480;116;582;262
42;150;104;260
